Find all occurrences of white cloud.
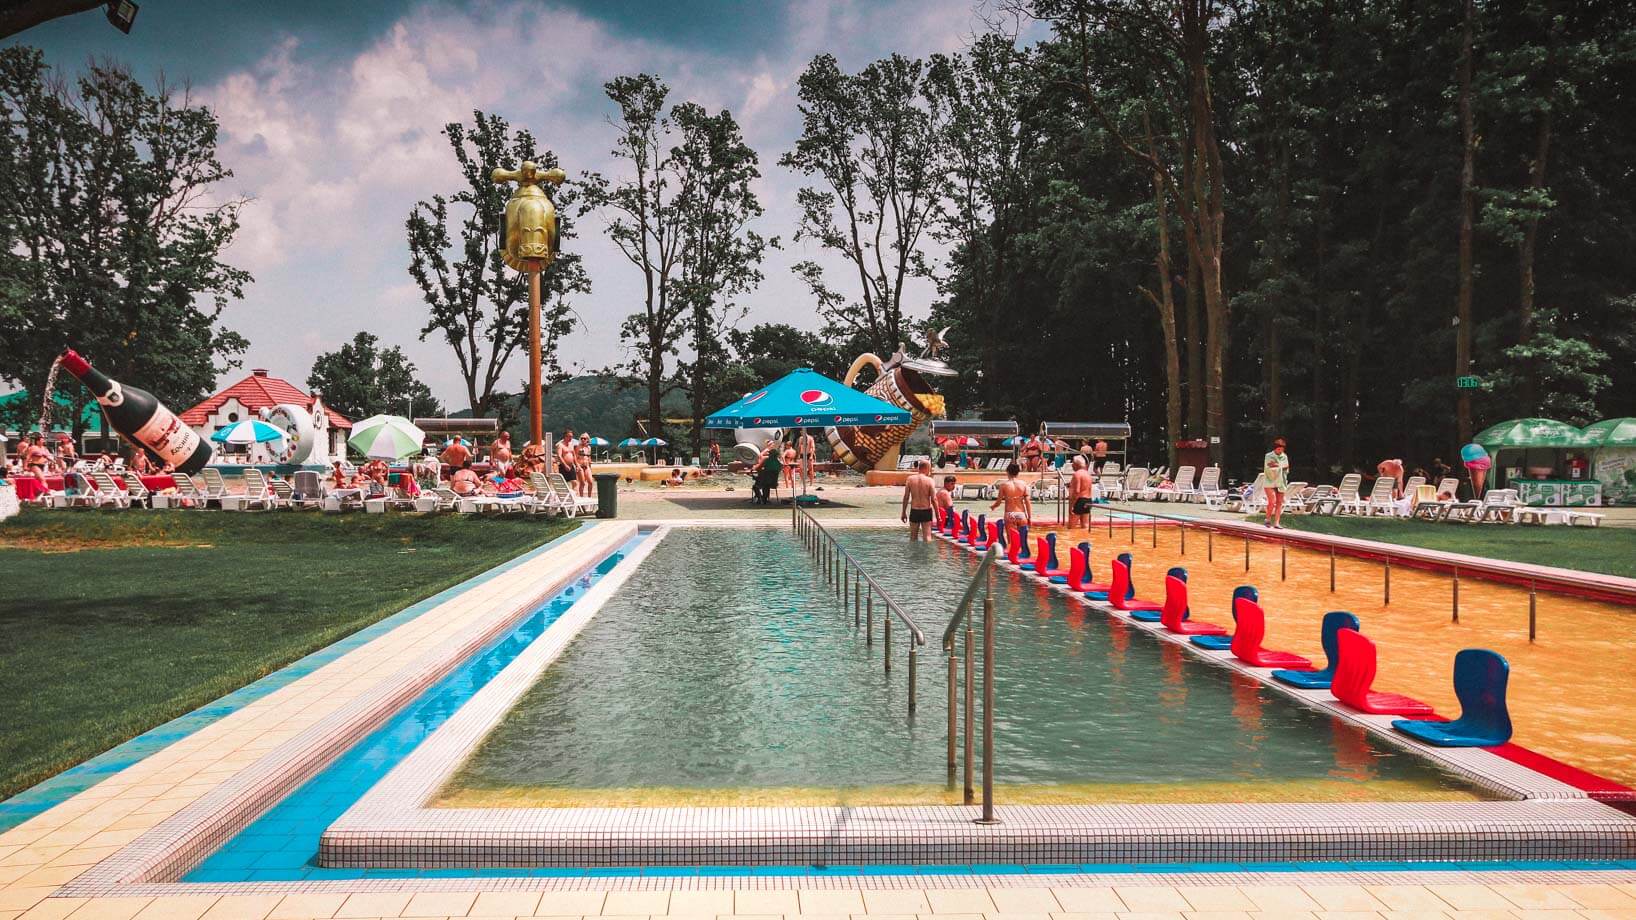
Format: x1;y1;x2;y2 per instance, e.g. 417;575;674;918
200;0;992;408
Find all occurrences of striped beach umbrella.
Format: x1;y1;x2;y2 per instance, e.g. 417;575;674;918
348;415;426;460
211;419;286;446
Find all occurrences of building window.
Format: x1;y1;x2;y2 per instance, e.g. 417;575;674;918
228;412;239;422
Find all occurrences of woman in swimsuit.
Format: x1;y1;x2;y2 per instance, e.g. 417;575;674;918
575;437;593;496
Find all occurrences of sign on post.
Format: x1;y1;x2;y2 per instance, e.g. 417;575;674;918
1456;375;1482;389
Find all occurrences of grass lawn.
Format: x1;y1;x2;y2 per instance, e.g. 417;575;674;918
1272;514;1636;578
0;508;576;800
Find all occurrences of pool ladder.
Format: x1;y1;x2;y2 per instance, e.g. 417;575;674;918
792;507;926;716
943;544;1000;824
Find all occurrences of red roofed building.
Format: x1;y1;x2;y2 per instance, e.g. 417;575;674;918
181;368;352;459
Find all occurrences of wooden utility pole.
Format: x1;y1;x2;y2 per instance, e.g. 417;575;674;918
1454;0;1477;444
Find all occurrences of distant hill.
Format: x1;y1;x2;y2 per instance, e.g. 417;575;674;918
448;376;690;441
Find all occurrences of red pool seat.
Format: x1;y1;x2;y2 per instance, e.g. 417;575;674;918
1332;628;1437;716
1229;597;1314;670
1108;556;1162;612
973;520;996;550
1031;536;1068;578
1006;526;1024;565
1160;574;1227;636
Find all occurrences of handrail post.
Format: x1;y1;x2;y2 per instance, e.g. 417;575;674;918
963;623;974;805
1151;512;1156;547
907;644;917;713
1208;529;1214;561
884;615;892;672
975;577;998;824
1529;580;1537;641
1384;556;1391;605
946;647;957;784
1452;565;1460;622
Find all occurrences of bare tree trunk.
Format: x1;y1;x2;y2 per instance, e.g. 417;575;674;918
1454;0;1477;444
1266;139;1290;436
1143;114;1183;470
1518;103;1552;412
1184;245;1204;436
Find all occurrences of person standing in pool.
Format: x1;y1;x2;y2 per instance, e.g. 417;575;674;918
901;458;936;540
991;461;1032;530
1068;454;1095;529
1263;438;1290;529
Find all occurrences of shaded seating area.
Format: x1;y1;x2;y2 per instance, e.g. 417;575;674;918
1393;649;1513;747
1272;611;1360;690
1330;629;1437;716
1229;598;1313;670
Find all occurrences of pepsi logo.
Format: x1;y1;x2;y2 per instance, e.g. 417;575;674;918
799;389;833;407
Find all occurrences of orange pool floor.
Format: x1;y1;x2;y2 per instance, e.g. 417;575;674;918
1021;522;1636;789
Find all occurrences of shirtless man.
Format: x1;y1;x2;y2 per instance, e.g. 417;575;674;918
489;431;513;467
990;461;1032;531
797;429;817;481
1067;454;1095;529
439;437;470;471
1377;457;1405;499
935;474;956;520
901;459;936;540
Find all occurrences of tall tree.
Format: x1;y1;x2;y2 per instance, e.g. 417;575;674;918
406;111;586;418
0;47;250;433
1453;0;1478;444
1033;0;1235;462
582;75;690;440
306;331;442;420
782;53;946;356
668;102;771;454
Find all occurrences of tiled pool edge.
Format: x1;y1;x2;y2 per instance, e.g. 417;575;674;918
305;522;1636;869
0;519;597;834
54;523;639;897
320;525;672;868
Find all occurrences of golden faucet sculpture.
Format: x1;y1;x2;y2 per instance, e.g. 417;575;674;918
491;161;565;271
491;160;567;444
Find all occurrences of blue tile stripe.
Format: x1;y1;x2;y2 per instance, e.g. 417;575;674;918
0;521;596;833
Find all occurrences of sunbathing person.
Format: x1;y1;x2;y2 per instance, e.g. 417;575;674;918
450;460;482;496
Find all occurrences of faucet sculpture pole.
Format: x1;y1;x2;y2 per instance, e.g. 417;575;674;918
491;161;565;446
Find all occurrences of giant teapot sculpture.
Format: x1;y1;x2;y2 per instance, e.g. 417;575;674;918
826;347;951;472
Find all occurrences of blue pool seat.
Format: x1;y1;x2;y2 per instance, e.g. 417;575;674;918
1393;649;1513;747
1130;567;1187;622
1273;611;1360;689
1017;524;1030;559
1190;586;1256;649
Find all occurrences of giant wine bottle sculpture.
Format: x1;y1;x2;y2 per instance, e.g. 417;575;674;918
59;349;213;473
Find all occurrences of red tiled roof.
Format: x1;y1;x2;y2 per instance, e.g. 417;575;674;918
180;371;353;429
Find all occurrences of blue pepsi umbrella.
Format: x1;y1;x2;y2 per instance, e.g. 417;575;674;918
704;368;911;430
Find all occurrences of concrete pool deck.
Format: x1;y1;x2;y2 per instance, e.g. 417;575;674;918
4;505;1636;919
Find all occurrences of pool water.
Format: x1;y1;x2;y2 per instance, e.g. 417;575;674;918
442;527;1486;807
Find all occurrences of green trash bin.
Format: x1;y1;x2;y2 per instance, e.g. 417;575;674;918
594;472;619;518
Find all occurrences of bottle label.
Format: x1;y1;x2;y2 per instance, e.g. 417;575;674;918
134;406;203;467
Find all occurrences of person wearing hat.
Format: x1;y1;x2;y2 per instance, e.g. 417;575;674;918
1263;437;1290;529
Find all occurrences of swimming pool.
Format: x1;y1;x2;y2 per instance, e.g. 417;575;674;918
441;527;1484;807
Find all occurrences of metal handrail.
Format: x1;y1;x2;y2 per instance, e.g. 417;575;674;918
792;506;925;713
796;506;927;646
942;545;997;651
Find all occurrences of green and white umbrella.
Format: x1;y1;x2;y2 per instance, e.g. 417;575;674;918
1473;417;1587;451
211;419;286;446
347;414;426;460
1580;417;1636;448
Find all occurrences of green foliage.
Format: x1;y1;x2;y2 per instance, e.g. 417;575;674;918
306;331;442;420
782;53;945;354
405;111;585;416
0;508;574;799
0;47;249;429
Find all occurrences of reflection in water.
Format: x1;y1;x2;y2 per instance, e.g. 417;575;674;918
1035;521;1636;786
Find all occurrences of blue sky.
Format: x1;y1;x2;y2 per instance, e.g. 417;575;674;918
10;0;1000;407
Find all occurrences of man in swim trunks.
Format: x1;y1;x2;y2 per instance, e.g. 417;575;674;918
990;461;1032;530
1068;454;1095;529
1377;457;1405;499
556;429;577;479
489;431;513;467
901;458;936;540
